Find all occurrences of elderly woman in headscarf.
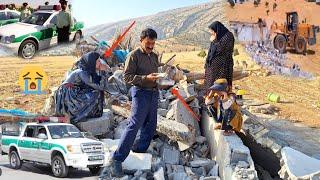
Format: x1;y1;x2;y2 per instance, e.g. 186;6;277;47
205;21;235;92
55;51;118;125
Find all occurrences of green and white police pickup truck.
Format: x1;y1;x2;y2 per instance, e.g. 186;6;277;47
1;122;105;178
0;5;84;59
0;9;20;26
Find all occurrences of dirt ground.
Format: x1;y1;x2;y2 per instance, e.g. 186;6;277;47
226;0;320;76
0;48;319;127
0;56;75;114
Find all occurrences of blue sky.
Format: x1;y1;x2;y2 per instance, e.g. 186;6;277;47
72;0;212;27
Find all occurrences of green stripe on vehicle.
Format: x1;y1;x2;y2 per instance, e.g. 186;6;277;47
13;22;84;43
0;19;19;26
1;138;67;153
2;138;19;145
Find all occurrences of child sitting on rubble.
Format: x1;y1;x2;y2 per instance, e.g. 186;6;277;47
204;79;243;136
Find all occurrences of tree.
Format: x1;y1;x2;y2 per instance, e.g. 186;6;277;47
266;9;270;16
197;50;207;58
265;1;269;8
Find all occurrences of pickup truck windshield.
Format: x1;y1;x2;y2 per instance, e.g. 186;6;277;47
48;125;83;139
22;12;51;25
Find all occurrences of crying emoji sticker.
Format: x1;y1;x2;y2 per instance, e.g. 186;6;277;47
18;66;48;95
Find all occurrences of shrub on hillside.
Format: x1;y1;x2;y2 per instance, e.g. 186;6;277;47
197;50;207;58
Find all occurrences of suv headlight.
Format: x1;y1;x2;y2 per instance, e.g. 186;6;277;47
2;35;15;44
67;145;82;154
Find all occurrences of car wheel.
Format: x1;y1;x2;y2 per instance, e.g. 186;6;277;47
18;40;37;59
9;150;22;169
89;166;102;175
73;31;82;44
51;155;69;178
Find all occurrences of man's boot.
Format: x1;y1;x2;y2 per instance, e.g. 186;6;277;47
110;159;124;177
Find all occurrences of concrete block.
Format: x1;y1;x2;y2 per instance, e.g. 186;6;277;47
199;176;220;180
189;158;215;168
77;109;114;136
158;108;168;117
171;165;185;173
270;142;282;155
177;141;191;151
172;100;201;136
201;110;258;180
279;147;320;179
161;146;180;165
196;136;207;144
208;164;219;177
102;139;152;171
192;167;206;177
168;172;189;180
154;167;165;180
185;166;196;176
156;115;195;146
159;99;170;109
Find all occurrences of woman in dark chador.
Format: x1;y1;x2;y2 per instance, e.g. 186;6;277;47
205;21;235;92
55;52;118;124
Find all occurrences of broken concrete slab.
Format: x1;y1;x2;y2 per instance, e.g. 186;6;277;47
77;109;114;136
208;164;219;177
156;115;195;146
201;110;258;180
158;108;168;117
179;82;197;102
192;167;206;177
196;136;207;144
189;158;216;168
177;141;191;151
102;139;152;171
171;99;201;136
111;105;131;118
161;146;180;165
154;167;165;180
159;99;170;110
279;147;320;179
168;172;189;180
199;176;221;180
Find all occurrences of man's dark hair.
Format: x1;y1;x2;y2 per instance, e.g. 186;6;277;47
45;1;49;5
140;28;157;40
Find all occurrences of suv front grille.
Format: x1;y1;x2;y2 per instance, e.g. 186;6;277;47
81;143;103;154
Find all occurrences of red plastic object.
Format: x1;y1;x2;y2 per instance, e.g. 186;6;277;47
171;88;200;122
104;21;136;58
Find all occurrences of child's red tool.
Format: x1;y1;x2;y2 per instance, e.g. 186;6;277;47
171;88;200;122
104;21;136;58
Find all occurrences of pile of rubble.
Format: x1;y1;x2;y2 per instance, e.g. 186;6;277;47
97;66;221;179
245;43;314;80
41;56;224;179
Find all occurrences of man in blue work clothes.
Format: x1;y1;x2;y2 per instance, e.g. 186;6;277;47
101;28;160;178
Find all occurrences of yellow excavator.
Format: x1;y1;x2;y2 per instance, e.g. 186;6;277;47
271;12;317;54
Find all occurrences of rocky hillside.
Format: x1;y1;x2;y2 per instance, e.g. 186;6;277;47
85;1;228;49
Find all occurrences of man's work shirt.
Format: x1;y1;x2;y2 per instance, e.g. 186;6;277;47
56;10;74;30
20;8;31;21
124;47;159;89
